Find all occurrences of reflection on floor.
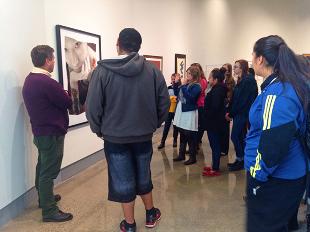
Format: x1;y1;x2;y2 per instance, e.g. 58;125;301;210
0;130;307;232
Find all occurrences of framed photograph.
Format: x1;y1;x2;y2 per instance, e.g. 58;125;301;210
144;55;163;72
175;54;186;79
56;25;102;127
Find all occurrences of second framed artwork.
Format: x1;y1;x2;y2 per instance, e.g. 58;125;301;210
56;25;102;128
175;54;186;79
144;55;163;72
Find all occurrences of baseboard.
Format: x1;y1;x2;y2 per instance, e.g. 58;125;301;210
0;129;163;228
0;149;104;228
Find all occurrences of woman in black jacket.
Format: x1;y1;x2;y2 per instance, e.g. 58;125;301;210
226;60;258;171
202;67;227;176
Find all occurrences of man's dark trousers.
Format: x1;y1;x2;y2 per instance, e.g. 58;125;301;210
34;135;64;218
161;112;178;143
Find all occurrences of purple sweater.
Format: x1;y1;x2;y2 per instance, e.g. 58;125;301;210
22;73;72;136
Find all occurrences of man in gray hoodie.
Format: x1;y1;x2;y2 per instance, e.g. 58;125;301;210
86;28;169;232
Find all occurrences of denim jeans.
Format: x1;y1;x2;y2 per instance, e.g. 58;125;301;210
207;130;221;171
231;115;248;160
104;140;153;203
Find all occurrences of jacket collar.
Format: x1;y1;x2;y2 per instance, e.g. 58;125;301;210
261;73;278;91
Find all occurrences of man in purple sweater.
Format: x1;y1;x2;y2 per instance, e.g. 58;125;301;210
22;45;73;222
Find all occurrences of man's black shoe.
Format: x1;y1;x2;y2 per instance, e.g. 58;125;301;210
157;143;165;149
228;160;244;171
120;220;136;232
39;194;61;208
43;210;73;222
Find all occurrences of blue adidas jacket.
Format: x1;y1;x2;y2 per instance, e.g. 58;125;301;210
245;73;307;181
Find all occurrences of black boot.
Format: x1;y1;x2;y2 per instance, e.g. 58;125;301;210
228;160;244;171
184;140;197;165
184;156;197;165
173;143;185;161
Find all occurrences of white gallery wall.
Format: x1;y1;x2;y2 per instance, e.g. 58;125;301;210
0;0;310;211
0;0;46;211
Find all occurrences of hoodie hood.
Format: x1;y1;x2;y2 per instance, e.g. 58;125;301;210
97;52;144;77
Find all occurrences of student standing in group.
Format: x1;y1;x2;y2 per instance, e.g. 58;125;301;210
191;63;208;148
226;59;258;171
173;66;201;165
202;67;227;176
22;45;73;222
245;35;310;232
86;28;169;232
158;73;180;149
221;63;235;156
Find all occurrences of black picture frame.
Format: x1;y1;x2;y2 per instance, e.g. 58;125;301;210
55;25;102;128
175;53;186;79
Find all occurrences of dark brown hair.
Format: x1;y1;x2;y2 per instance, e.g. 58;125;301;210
31;45;54;67
254;35;310;110
235;59;249;79
211;67;226;83
223;63;232;79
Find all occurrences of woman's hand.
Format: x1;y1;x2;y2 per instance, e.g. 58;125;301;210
181;77;188;85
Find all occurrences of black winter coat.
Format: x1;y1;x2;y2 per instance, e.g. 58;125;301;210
203;83;227;132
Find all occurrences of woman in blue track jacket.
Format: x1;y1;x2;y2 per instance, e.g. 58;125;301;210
245;35;310;232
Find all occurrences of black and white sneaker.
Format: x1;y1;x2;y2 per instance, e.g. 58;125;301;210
119;220;136;232
145;208;161;228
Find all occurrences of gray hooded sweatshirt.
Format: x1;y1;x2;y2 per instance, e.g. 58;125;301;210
86;53;170;143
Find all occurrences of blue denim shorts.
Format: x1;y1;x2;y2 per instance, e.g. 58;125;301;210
104;140;153;203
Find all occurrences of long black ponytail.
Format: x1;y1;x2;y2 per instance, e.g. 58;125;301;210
253;35;310;111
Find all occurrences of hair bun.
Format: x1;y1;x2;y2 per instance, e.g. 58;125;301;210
219;67;226;74
278;42;286;48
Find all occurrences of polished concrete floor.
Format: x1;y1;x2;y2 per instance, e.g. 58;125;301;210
0;130;307;231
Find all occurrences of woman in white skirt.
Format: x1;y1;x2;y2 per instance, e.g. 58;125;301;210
173;66;201;165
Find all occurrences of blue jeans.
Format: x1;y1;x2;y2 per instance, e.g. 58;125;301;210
231;115;248;161
104;140;153;203
207;131;221;171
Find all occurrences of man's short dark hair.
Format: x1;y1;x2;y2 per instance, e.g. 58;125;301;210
31;45;54;67
118;28;142;53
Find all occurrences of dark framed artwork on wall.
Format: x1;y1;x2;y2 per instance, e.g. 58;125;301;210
175;54;186;79
144;55;163;72
55;25;102;127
